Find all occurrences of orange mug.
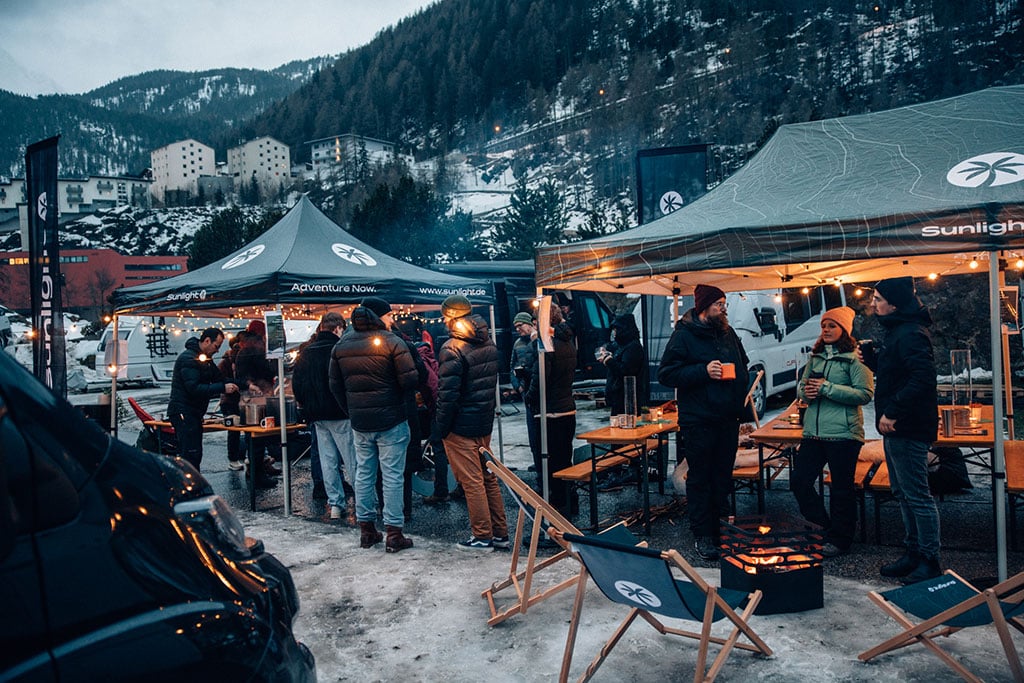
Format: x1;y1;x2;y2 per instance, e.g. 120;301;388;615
720;362;736;380
260;416;276;429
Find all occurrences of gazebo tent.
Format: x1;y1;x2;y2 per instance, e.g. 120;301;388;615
110;196;496;515
536;85;1024;580
112;195;493;315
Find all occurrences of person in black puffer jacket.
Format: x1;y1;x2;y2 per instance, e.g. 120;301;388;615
166;328;238;471
292;312;353;520
600;314;648;416
861;277;941;585
657;285;749;561
329;297;418;553
524;302;578;518
434;295;508;551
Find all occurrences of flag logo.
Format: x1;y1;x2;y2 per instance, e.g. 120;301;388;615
332;243;377;266
947;152;1024;188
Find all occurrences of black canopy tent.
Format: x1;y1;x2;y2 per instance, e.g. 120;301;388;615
536;85;1024;578
110;196;497;514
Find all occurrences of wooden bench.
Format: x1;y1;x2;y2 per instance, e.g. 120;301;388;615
553;445;641;483
1006;442;1024;550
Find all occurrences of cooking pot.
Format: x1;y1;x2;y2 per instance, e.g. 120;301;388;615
267;399;299;425
243;402;266;426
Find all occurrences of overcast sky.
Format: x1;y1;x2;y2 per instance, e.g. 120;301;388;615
0;0;433;95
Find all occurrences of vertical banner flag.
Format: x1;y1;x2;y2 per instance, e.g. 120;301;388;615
635;144;709;225
26;135;67;397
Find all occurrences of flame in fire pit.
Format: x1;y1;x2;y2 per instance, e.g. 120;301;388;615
757;525;772;534
725;546;817;574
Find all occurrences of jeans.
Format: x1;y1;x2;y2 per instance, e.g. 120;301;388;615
316;419;355;508
679;421;740;538
443;432;508;540
169;411;203;470
352;421;410;527
884;436;941;558
791;438;861;549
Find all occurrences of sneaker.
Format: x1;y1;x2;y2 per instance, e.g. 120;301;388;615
329;505;342;520
457;536;494;551
227;460;245;471
491;536;511;549
694;536;720;561
820;542;847;558
450;485;466;502
423;493;449;505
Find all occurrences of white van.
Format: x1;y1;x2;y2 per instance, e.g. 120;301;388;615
640;285;849;417
95;316;321;384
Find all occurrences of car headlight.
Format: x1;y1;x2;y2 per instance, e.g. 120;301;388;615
174;494;250;559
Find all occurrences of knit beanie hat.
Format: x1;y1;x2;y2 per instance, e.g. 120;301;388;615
821;306;856;336
874;277;916;310
360;296;392;318
693;284;726;315
246;319;266;336
441;294;473;319
513;312;534;326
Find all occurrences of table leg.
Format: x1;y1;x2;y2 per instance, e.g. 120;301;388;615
641;445;651;536
756;443;766;514
248;432;257;512
589;444;599;531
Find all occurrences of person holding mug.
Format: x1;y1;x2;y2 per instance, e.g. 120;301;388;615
657;284;750;561
791;306;874;557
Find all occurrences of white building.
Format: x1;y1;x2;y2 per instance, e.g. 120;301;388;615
226;136;291;198
306;134;408;173
150;139;215;204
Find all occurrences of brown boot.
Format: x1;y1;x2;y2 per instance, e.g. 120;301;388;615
385;525;414;553
345;498;357;526
359;521;382;548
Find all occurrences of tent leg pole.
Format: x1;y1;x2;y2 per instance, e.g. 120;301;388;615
110;315;119;435
490;304;504;462
278;338;290;517
989;253;1007;582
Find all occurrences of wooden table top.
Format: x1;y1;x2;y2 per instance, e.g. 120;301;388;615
577;419;677;444
750;402;805;445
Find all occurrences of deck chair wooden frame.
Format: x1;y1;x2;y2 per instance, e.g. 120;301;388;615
481;448;638;627
859;569;1024;682
744;369;765;428
557;531;772;683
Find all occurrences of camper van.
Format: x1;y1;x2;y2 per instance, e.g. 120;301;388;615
95;317;321;385
641;285;850;417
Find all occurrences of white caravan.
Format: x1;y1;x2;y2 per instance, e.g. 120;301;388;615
640;285;849;417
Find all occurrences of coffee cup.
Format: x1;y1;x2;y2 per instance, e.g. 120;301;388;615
260;416;276;429
858;339;875;366
223;415;236;427
720;362;736;380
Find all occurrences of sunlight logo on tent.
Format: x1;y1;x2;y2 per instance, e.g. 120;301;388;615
332;243;377;267
613;579;661;608
222;244;265;269
946;152;1024;188
37;192;48;221
659;190;684;215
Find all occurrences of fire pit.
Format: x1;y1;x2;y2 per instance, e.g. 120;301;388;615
718;514;824;615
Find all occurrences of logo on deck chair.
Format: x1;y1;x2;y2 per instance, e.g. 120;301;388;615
614;580;662;608
946;152;1024;188
332;243;377;267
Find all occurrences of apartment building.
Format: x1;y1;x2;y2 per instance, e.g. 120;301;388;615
306;134;408;173
226;136;291;198
150;139;215;204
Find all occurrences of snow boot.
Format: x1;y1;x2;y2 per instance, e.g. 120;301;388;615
901;555;942;585
359;521;382;549
879;551;919;578
385;525;414;553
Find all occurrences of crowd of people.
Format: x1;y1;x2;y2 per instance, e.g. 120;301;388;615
165;277;944;583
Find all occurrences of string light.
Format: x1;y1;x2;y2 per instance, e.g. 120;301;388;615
969;257;979;269
928;273;938;280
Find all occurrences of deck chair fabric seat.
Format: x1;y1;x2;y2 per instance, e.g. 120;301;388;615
859;570;1024;682
481;448;641;627
559;532;772;683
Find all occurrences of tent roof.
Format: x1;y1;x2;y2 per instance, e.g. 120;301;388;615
536;85;1024;295
112;196;494;316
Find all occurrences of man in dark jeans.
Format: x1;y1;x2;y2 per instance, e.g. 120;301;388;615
167;327;238;471
657;285;749;561
859;276;941;584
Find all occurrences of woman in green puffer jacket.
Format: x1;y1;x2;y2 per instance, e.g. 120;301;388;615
792;306;874;557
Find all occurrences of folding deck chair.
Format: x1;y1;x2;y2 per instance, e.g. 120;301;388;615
128;397;178;456
481;447;639;627
558;531;772;683
859;569;1024;682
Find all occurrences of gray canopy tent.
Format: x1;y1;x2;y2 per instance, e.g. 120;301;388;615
537;85;1024;579
111;196;496;514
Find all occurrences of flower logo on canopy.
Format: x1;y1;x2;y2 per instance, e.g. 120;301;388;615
222;244;265;269
332;243;377;267
613;579;662;608
947;152;1024;188
659;190;684;215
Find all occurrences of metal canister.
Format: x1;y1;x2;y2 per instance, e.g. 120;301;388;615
941;408;956;437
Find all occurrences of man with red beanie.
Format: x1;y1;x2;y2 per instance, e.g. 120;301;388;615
658;284;749;561
860;276;941;583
